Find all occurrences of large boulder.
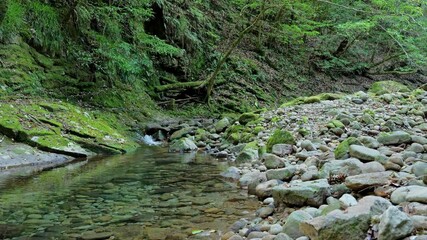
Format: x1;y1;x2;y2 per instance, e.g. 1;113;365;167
378;206;414;240
300;196;391;240
368;80;411;95
272;179;330;207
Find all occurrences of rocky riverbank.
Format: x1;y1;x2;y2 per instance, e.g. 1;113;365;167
155;81;427;240
0;97;140;172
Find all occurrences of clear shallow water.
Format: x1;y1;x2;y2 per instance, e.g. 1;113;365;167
0;147;259;240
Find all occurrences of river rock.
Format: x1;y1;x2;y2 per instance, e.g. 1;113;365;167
170;127;195;141
220;167;240;180
361;161;385;173
236;149;259;164
390;185;427;204
301;140;316;151
272;144;293;156
168;138;198;152
256;206;274;218
377;131;412;145
272;179;330;207
412;161;427;177
407;142;425;153
359;136;380;149
215;117;230;133
339;193;357;208
300;196;391;240
239;171;266;188
282;210;313;239
378;206;413;240
269;224;283;235
266;166;297;181
345;171;393;191
411;215;427;231
349;145;382;162
318;158;363;178
263;153;286;169
255;180;281;199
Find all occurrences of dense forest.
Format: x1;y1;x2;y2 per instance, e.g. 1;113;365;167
1;0;426;115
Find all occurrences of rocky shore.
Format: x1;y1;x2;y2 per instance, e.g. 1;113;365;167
153;81;427;240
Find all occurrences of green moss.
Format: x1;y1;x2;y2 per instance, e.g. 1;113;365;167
334;137;362;159
327;120;345;129
368;80;411;95
266;129;295;152
281;93;343;107
238;112;260;125
253;126;264;134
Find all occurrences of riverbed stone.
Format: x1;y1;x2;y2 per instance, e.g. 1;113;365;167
359;136;380;149
282;210;313;239
377;131;412;145
300;196;391;240
236;149;259;164
345;171;393;191
255;180;281;199
272;179;330;207
256;206;274;218
266;166;297;181
412;161;427;177
215;117;230;133
407;143;425;153
263;153;286;169
349;145;382;162
318;158;363;178
390;185;427;204
272;144;293;156
378;206;413;240
239;171;267;188
168;138;198;152
221;167;241;180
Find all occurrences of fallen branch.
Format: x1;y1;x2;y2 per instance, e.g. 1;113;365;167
154;81;205;92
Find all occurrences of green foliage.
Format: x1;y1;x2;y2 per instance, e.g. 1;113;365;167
0;0;25;43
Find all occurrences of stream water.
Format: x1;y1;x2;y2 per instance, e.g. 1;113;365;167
0;146;259;239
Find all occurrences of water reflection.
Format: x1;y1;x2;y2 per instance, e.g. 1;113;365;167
0;147;258;239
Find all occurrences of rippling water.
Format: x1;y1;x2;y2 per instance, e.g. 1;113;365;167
0;147;259;239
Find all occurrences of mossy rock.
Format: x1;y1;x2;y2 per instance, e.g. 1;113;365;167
334;137;362;160
281;93;343;107
266;129;295;152
327;120;345;129
214;117;230;133
29;135;94;157
0;99;139;155
368;81;411;96
239;112;260;125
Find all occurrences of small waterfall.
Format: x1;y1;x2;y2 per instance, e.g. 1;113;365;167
141;135;162;146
